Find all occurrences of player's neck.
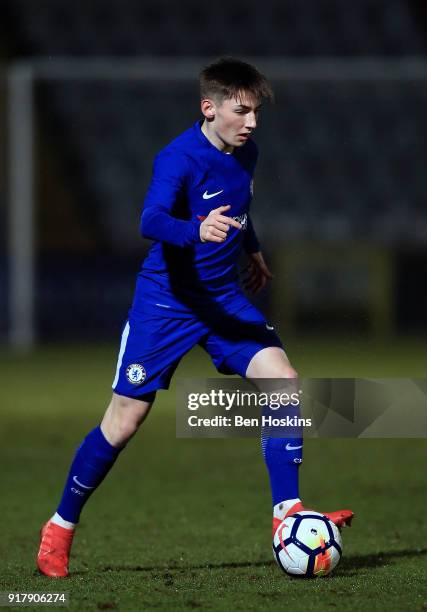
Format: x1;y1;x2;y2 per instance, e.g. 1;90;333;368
201;120;234;154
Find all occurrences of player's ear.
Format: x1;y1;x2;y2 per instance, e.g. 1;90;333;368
201;98;216;121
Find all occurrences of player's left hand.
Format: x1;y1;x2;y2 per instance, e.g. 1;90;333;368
242;251;273;294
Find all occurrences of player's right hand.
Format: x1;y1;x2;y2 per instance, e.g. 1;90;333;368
199;205;242;243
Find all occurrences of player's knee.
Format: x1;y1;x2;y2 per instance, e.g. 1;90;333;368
247;348;298;380
279;365;298;380
112;417;138;444
117;397;150;431
266;364;298;380
103;394;153;446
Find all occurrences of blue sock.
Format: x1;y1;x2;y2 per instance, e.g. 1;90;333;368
56;426;122;524
261;402;303;506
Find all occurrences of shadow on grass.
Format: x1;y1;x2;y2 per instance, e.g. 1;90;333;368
335;547;427;576
96;547;427;576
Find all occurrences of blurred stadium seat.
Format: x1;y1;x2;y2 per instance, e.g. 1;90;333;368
2;0;427;341
5;0;427;56
34;77;427;249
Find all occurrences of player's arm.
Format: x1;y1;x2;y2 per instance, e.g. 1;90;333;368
141;152;241;247
241;215;273;294
242;251;273;294
140;151;202;247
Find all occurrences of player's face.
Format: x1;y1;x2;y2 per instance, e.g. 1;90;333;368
203;92;262;151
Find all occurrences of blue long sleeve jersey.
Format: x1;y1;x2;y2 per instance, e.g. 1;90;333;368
140;120;260;290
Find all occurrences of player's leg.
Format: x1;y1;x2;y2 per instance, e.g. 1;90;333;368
246;348;304;528
55;392;154;527
202;301;305;523
38;307;208;577
203;292;353;533
246;347;304;531
37;392;154;578
246;346;354;532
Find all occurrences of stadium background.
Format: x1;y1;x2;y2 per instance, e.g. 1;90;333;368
1;0;427;342
0;2;426;610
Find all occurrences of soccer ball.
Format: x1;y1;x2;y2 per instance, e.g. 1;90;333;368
273;511;342;577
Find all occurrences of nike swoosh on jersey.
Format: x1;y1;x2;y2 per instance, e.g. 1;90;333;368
72;475;95;489
203;189;224;199
285;443;303;451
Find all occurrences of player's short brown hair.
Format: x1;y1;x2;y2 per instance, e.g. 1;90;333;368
200;57;273;103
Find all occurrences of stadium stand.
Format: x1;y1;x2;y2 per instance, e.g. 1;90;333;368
2;0;427;338
4;0;427;57
3;0;427;249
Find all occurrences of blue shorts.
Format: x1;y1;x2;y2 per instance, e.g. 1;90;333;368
112;276;283;398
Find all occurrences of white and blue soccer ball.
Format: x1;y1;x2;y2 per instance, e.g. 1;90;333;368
273;511;342;577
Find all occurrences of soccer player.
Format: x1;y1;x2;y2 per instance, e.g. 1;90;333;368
37;58;353;578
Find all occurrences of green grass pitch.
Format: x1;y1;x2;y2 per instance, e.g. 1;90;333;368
0;337;426;611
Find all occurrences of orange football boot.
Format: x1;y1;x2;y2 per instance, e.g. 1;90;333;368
37;520;75;578
272;501;354;536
